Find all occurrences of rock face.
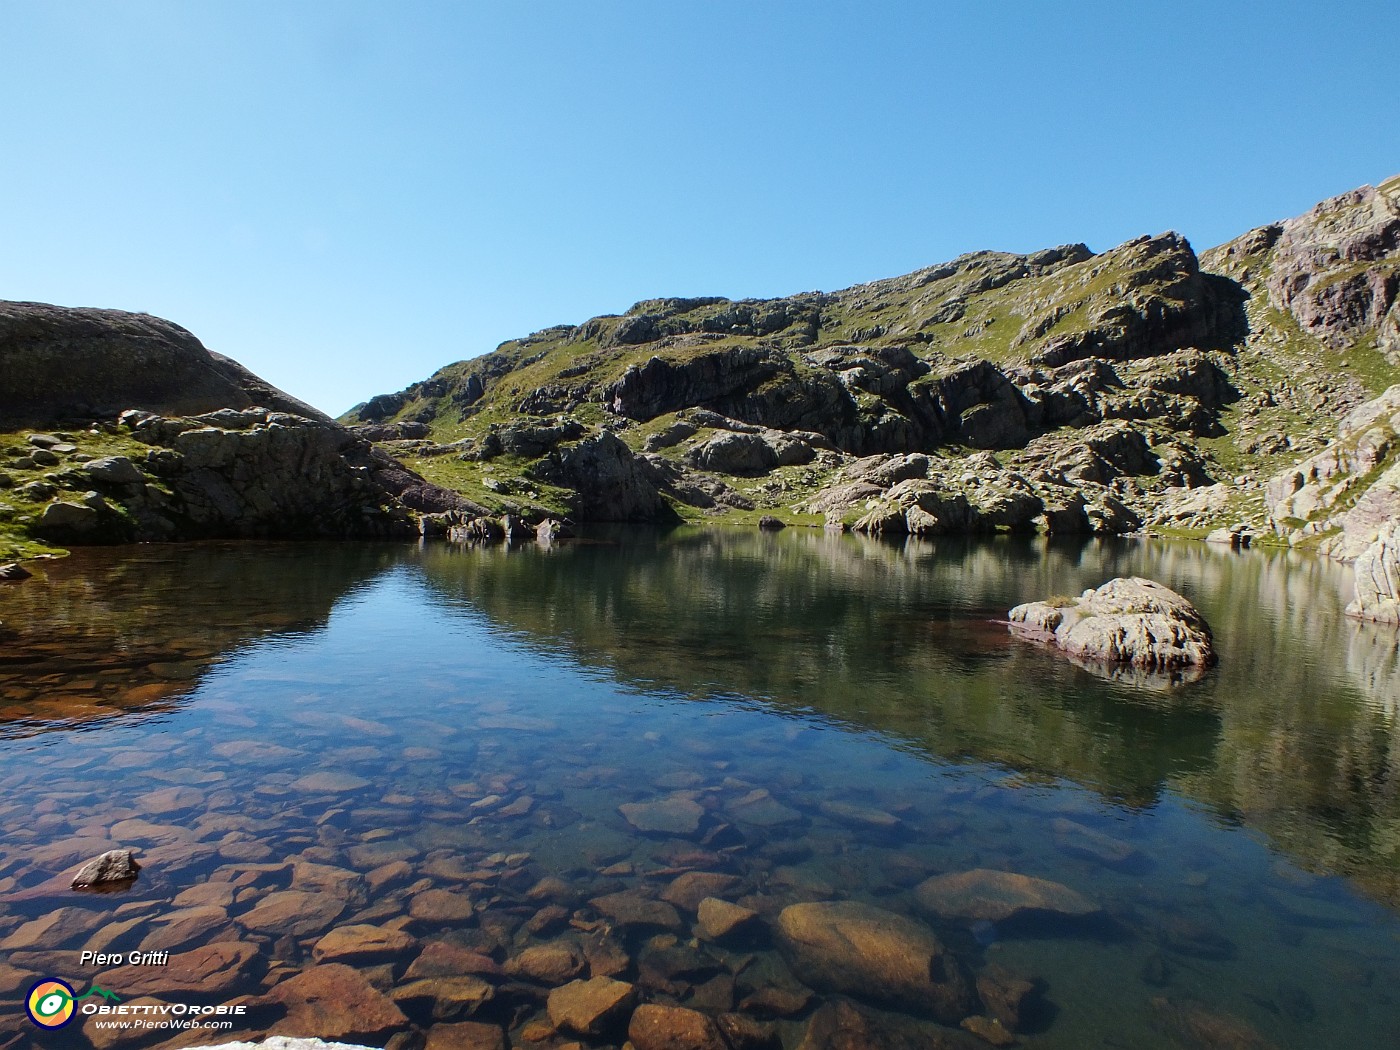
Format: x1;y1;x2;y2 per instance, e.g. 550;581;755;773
1265;384;1400;556
1259;180;1400;360
775;900;975;1023
1348;523;1400;623
1008;577;1216;672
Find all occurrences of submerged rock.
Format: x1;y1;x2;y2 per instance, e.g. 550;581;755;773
546;976;637;1039
696;897;761;942
619;795;705;836
629;1003;729;1050
796;998;983;1050
71;848;141;889
311;924;418;966
266;964;408;1042
94;942;259;998
1148;996;1280;1050
1008;576;1215;673
914;868;1101;925
776;900;975;1023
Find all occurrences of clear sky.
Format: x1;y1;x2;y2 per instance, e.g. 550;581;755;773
2;2;1396;416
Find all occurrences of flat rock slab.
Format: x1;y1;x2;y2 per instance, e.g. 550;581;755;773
241;890;345;937
423;1022;507;1050
267;964;407;1042
1008;576;1215;674
590;890;683;932
619;796;705;836
390;976;495;1021
547;976;637;1039
290;772;371;793
914;868;1100;925
727;789;802;827
661;870;744;913
1051;817;1144;869
409;888;476;923
312;924;418;965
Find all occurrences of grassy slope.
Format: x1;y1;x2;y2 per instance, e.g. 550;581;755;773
0;426;163;561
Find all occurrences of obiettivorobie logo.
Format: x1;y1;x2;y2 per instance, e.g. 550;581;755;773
25;979;121;1029
24;976;246;1034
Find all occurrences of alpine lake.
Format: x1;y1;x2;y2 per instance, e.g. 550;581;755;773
2;527;1399;1050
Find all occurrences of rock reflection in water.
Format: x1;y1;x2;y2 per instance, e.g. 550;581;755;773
0;532;1397;1050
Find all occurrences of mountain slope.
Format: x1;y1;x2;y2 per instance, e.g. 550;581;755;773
343;176;1400;540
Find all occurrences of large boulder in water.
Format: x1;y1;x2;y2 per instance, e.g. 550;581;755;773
1008;576;1215;672
775;900;975;1023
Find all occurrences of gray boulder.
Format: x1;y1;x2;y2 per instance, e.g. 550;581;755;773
84;455;145;485
1009;577;1215;672
72;848;141;888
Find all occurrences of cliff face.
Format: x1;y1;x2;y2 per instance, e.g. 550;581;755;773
343;177;1399;540
0;303;474;558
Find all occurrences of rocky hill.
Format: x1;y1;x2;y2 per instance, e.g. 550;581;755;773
0;302;475;561
343;176;1400;550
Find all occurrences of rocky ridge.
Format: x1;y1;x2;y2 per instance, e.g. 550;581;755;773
0;303;474;558
343;176;1400;552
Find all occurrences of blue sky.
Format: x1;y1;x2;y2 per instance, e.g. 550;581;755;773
2;2;1396;415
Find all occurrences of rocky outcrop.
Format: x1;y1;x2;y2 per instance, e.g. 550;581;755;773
0;300;327;427
1347;523;1400;623
1265;385;1400;556
528;431;675;522
45;408;470;543
1259;178;1400;360
1;302;485;552
1008;577;1216;673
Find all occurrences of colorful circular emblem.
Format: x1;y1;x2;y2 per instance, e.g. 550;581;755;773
26;979;76;1028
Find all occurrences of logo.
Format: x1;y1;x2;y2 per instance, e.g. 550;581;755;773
25;979;121;1029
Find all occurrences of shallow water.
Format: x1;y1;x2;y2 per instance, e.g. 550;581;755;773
2;530;1399;1048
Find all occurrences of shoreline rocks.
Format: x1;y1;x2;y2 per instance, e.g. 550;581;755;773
1008;576;1216;673
1347;523;1400;623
